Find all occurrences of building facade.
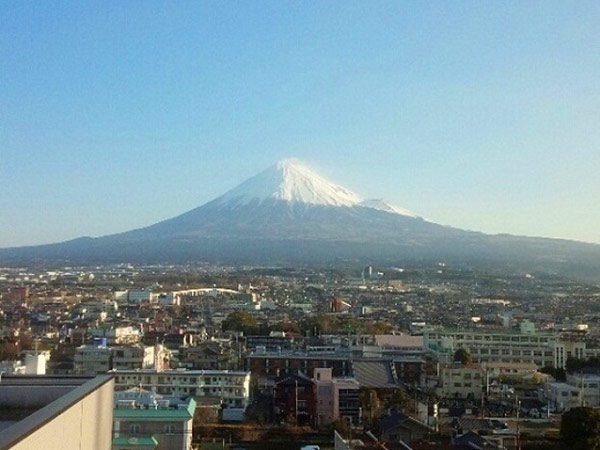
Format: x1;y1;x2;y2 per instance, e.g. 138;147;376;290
113;369;251;409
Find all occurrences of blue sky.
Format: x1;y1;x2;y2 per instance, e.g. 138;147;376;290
1;1;599;246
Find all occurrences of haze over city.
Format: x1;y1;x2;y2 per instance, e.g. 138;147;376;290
2;1;600;247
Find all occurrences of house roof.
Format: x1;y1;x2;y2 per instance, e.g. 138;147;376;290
374;335;424;349
352;360;398;388
378;413;434;435
450;418;496;431
452;431;501;449
275;371;313;386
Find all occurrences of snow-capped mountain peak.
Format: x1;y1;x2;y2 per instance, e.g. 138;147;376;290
358;198;419;218
216;158;362;207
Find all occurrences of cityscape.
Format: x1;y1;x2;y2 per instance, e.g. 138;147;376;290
2;3;600;450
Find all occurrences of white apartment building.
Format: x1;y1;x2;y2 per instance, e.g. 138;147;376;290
566;374;600;407
546;382;581;412
112;369;251;409
424;326;560;368
439;364;483;400
88;326;141;345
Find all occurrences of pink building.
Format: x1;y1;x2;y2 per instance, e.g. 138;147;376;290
314;368;360;426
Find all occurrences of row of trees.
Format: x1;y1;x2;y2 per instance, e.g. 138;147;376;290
565;356;600;373
0;336;34;360
561;407;600;450
221;311;393;336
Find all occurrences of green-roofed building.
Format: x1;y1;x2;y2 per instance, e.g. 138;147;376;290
112;397;195;450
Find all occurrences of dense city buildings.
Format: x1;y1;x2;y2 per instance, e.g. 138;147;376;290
1;262;600;449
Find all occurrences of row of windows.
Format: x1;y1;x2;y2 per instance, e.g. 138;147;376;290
428;333;554;344
128;424;176;434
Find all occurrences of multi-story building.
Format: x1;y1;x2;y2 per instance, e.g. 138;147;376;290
88;326;141;345
439;364;483;400
546;382;581;412
179;341;238;370
112;396;195;450
74;345;112;374
74;344;157;374
424;326;558;368
425;324;599;370
273;372;316;426
246;347;352;379
113;345;155;371
313;368;360;426
566;374;600;407
112;369;251;409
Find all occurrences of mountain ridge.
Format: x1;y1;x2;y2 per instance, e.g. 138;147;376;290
1;158;599;280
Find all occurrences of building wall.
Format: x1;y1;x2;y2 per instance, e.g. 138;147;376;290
7;378;114;450
113;370;251;408
115;418;192;450
424;329;558;368
440;365;483;400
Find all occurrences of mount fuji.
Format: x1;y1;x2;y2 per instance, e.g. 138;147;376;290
2;159;600;278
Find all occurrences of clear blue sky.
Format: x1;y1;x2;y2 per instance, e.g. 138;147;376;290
1;1;599;247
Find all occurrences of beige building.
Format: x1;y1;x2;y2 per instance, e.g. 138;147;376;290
74;344;157;374
425;326;557;368
0;375;114;450
439;364;483;400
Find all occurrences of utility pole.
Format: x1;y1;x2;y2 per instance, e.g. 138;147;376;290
516;395;521;450
581;369;585;407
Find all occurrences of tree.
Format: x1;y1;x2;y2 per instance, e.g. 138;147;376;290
0;341;19;360
566;357;585;374
270;321;300;333
365;320;393;335
222;311;258;335
359;388;381;420
383;388;407;413
561;407;600;450
329;419;351;437
300;314;341;336
453;347;472;365
540;366;566;382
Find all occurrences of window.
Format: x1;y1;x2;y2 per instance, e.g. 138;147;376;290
164;424;176;434
129;424;141;434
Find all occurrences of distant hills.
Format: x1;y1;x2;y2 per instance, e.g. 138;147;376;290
2;159;599;279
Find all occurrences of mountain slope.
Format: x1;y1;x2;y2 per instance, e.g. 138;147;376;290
1;159;599;279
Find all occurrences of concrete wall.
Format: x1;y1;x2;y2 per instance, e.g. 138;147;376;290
1;376;114;450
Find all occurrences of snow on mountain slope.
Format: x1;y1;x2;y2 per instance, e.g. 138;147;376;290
216;159;362;207
358;198;419;218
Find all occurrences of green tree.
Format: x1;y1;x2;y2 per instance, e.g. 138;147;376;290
222;311;258;335
383;388;407;413
561;407;600;450
453;347;472;365
566;357;585;374
540;366;566;382
329;419;351;437
364;320;393;335
270;320;300;333
300;314;341;336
